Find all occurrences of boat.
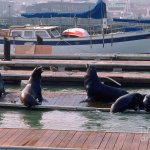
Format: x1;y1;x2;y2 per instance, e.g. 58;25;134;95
0;0;150;54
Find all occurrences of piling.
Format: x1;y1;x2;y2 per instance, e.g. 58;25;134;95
3;37;11;61
36;35;43;45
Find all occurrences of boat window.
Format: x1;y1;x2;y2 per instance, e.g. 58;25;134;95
24;30;33;38
50;29;61;38
35;30;50;38
11;31;22;37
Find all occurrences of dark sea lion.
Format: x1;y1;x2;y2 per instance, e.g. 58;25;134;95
110;93;144;113
83;65;128;103
143;94;150;112
20;66;44;108
0;73;5;97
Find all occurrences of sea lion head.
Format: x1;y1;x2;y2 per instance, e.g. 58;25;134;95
86;64;98;79
30;66;44;82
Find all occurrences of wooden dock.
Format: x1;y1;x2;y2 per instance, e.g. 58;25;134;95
6;53;150;61
1;69;150;86
0;53;150;85
1;59;150;71
0;54;150;149
0;92;112;111
0;128;149;150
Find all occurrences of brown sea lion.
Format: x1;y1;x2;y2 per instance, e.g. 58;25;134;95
20;66;44;108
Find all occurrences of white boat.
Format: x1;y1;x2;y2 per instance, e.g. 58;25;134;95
0;0;150;54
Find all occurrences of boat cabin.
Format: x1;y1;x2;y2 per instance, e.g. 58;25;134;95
3;24;61;39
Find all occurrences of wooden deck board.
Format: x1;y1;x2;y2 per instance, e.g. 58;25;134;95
130;133;143;150
6;53;150;61
121;133;135;150
73;131;91;148
3;129;25;146
105;132;119;150
50;130;68;147
66;131;83;148
35;130;54;147
12;129;33;146
113;133;127;150
82;131;98;149
98;132;112;149
139;133;150;150
57;130;76;148
89;132;106;149
0;129;149;149
1;69;150;85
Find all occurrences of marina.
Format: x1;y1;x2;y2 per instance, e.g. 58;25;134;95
0;52;148;149
0;0;150;149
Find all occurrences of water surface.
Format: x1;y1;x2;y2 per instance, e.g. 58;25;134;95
1;85;150;133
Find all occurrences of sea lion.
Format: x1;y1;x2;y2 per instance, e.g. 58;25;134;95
0;73;5;97
20;66;44;108
143;94;150;112
110;93;144;113
84;65;128;103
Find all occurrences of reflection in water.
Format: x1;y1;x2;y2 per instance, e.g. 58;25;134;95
0;109;149;132
19;110;44;128
81;111;150;132
0;110;27;128
41;110;87;130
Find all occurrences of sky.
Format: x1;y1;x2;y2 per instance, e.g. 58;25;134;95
2;0;150;4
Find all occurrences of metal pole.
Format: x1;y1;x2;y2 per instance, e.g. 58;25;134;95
8;5;11;26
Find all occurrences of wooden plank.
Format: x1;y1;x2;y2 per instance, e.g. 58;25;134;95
3;129;25;146
146;133;150;150
82;131;98;149
0;128;18;145
15;45;35;55
138;133;149;150
35;130;54;147
0;129;10;143
24;130;46;146
45;130;61;147
0;129;149;149
66;131;82;148
12;129;34;146
57;130;76;148
50;130;68;147
35;45;52;55
105;132;119;150
89;132;106;149
130;133;143;150
98;132;112;149
113;132;127;150
2;69;150;86
20;130;44;146
73;131;91;148
7;53;150;61
121;133;135;150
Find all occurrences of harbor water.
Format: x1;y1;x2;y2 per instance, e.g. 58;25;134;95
0;85;150;133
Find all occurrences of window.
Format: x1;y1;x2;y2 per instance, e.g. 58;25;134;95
35;30;50;38
24;30;33;38
11;31;22;37
51;29;61;38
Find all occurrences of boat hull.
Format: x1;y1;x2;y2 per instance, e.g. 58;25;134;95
0;31;150;54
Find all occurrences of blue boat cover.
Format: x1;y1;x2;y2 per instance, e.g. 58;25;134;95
21;0;107;19
113;18;150;24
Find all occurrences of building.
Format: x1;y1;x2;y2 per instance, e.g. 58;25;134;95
0;1;15;18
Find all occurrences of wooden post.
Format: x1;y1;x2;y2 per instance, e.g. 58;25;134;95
3;37;11;61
